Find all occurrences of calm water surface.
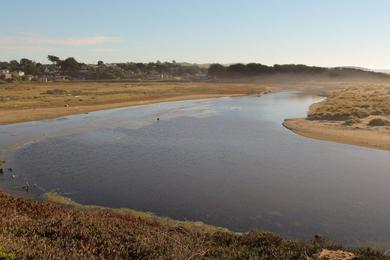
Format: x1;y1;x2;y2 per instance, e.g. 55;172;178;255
1;92;390;247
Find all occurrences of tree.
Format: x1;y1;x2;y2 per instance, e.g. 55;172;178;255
227;63;247;77
20;58;37;75
35;63;44;76
47;55;60;64
59;57;81;77
208;64;226;78
97;60;104;66
9;60;20;71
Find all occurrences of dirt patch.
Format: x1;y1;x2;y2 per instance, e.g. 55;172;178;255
316;249;355;260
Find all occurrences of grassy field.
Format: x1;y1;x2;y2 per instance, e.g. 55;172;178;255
0;81;269;125
0;191;387;259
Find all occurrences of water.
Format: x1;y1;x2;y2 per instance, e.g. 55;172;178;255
1;92;390;247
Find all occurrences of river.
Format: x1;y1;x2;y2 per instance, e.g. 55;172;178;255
1;92;390;247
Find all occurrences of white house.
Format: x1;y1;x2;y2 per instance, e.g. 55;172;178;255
0;69;12;80
0;69;10;75
12;70;25;78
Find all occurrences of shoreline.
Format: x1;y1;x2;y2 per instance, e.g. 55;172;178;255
0;81;271;125
283;118;390;151
0;93;250;126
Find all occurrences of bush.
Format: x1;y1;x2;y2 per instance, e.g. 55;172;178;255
344;118;361;126
45;89;68;95
368;118;390;126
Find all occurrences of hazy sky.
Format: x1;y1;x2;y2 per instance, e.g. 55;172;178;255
1;0;390;68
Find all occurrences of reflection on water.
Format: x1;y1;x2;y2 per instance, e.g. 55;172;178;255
1;92;390;248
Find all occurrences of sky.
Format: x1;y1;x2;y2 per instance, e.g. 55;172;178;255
1;0;390;68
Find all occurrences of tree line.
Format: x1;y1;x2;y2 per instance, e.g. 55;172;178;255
207;63;389;79
0;56;208;80
0;58;45;75
1;56;388;81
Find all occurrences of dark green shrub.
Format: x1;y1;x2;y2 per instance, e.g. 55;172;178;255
368;118;390;126
44;89;68;95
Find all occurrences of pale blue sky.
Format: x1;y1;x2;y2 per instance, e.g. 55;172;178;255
1;0;390;68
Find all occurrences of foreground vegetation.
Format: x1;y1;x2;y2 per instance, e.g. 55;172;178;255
0;191;388;259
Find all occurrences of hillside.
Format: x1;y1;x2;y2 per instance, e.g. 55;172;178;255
0;191;387;259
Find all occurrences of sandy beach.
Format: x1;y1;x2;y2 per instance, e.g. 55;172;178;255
283;118;390;151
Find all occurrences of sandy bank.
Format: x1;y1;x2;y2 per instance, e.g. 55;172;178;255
283;118;390;151
0;93;250;125
0;82;270;125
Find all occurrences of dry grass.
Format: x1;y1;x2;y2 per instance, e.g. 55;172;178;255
0;81;269;125
1;191;386;259
284;84;390;151
308;84;390;120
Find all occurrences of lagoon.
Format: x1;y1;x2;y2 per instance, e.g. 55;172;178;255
1;92;390;247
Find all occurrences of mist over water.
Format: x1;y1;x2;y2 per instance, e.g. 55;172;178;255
2;92;390;247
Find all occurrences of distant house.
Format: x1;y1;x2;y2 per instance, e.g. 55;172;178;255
4;73;13;80
25;75;34;81
54;75;68;81
12;70;25;78
44;67;59;75
0;69;10;75
39;76;48;82
147;70;164;80
0;70;12;80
